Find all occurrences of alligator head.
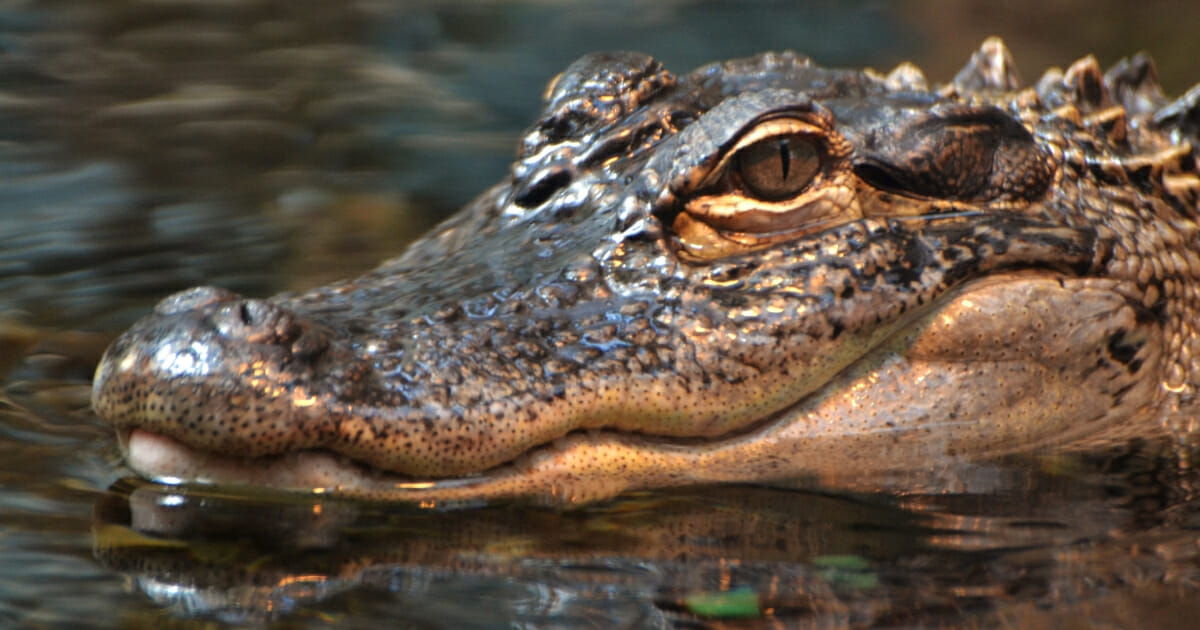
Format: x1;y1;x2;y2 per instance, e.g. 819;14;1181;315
92;39;1200;504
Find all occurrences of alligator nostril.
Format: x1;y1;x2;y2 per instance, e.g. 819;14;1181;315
214;299;277;341
207;297;323;355
154;286;238;316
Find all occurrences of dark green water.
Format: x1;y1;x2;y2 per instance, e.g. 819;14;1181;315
2;1;1199;627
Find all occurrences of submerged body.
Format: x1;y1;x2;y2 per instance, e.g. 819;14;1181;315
93;39;1200;503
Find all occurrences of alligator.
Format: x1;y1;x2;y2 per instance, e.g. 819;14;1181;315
91;39;1200;504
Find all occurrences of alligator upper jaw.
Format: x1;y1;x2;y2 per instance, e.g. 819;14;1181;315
90;287;341;459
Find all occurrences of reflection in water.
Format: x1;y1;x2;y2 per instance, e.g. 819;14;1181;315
91;449;1200;628
2;0;1200;627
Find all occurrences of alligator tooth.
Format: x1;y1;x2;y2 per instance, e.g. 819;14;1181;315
884;61;927;91
1035;66;1066;104
1051;103;1083;126
1083;105;1128;144
1064;55;1111;111
1154;83;1200;128
953;36;1021;92
1104;53;1165;116
1164;173;1200;204
1012;87;1042;112
1116;144;1192;187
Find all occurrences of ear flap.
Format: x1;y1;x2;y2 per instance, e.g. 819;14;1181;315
853;104;1052;203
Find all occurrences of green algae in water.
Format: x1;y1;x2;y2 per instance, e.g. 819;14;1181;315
683;586;760;618
812;554;880;590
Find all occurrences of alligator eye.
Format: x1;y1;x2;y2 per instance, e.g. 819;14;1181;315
669;112;856;261
736;135;821;200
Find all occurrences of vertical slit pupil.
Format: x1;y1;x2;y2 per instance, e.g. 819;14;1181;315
734;133;820;201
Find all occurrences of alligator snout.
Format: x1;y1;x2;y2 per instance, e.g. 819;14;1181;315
91;286;352;467
96;286;332;390
91;277;592;482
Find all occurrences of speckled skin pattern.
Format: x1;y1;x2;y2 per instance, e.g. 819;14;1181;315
93;39;1200;504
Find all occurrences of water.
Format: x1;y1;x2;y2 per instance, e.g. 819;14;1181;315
2;1;1199;627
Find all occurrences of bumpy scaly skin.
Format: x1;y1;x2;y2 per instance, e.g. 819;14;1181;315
93;39;1200;504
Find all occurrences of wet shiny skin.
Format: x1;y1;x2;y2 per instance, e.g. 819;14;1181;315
92;39;1200;503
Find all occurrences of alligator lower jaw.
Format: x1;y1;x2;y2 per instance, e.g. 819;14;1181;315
114;423;1046;508
122;428;350;490
120;423;760;507
117;424;783;507
119;427;671;506
117;429;482;501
